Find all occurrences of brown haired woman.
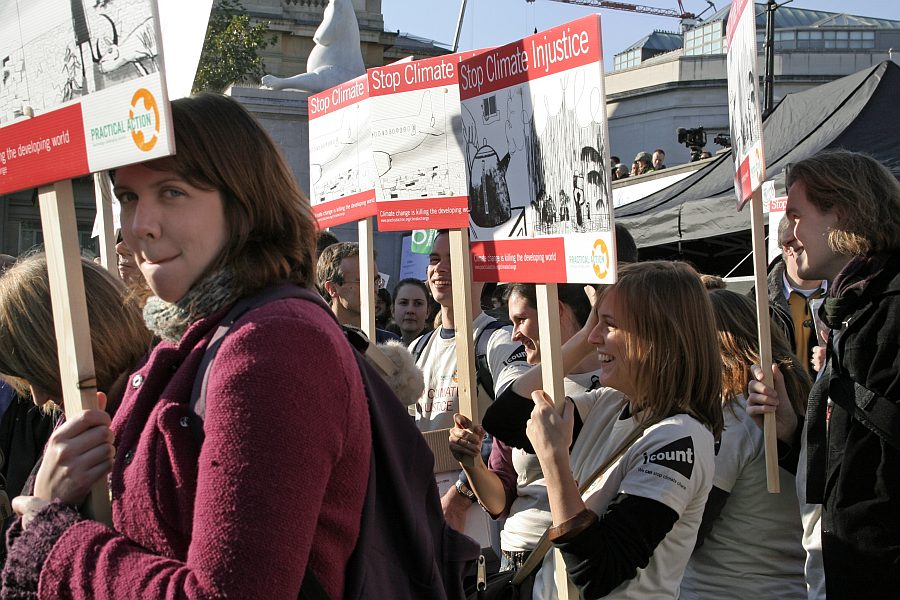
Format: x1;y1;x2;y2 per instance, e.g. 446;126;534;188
525;261;723;598
680;289;810;599
1;94;370;599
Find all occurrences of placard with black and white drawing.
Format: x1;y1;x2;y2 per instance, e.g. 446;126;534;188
727;0;766;209
458;15;615;284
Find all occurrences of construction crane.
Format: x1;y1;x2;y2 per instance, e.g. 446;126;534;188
526;0;715;21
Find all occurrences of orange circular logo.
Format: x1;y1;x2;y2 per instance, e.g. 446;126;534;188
592;238;609;280
130;88;160;152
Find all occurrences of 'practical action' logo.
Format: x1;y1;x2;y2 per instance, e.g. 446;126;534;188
592;238;609;279
642;436;695;479
130;88;160;152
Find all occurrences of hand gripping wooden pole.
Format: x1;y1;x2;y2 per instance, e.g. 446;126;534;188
39;180;113;524
749;186;780;493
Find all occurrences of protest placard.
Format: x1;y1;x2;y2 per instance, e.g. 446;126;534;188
458;15;615;285
308;74;381;337
727;0;778;492
0;0;175;196
0;0;176;522
368;50;484;231
727;0;766;210
307;74;377;228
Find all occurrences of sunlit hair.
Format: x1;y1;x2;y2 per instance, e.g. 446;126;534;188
786;149;900;255
135;93;318;294
708;290;810;416
603;261;723;438
505;283;594;327
0;254;153;405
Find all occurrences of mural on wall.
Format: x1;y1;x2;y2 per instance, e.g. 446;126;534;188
0;0;159;123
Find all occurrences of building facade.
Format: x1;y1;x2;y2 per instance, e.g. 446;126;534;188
606;4;900;169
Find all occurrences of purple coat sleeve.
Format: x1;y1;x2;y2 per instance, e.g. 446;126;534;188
3;305;370;600
487;438;518;519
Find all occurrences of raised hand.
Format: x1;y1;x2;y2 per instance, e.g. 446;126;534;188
448;413;486;463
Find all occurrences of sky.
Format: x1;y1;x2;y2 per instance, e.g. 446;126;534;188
382;0;900;69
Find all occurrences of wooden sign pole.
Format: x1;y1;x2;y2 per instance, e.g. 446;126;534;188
358;217;376;341
93;171;118;277
536;283;577;600
38;180;112;524
536;284;565;410
449;228;478;469
749;185;780;493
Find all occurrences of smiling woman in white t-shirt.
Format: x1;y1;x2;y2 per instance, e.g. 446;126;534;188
526;261;724;599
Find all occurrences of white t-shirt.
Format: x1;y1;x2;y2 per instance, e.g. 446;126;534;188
680;396;806;600
797;409;826;600
534;401;715;600
500;378;625;554
413;311;529;432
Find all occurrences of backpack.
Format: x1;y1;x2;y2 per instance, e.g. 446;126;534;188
189;284;480;600
410;319;506;400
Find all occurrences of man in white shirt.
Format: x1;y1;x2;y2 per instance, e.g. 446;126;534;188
767;216;827;375
411;230;529;531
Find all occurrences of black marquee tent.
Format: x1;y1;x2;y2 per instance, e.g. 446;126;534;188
615;60;900;271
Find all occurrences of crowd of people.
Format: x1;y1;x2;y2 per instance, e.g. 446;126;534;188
0;91;896;600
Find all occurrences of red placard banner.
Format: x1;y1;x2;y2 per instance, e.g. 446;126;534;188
471;237;568;282
0;105;88;193
458;16;601;101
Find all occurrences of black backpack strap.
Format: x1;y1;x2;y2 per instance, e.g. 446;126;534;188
410;328;436;365
473;319;505;401
829;367;900;451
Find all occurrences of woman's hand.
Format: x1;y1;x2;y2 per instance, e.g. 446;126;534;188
448;413;486;463
34;392;115;507
746;364;799;442
526;391;574;466
12;496;50;530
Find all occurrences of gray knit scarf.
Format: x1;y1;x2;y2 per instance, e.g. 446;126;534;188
143;268;239;342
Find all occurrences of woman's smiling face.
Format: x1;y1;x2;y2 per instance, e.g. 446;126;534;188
587;290;635;398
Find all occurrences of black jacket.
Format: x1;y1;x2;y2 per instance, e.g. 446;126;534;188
807;255;900;598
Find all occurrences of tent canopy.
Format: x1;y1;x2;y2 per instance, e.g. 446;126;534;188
616;61;900;249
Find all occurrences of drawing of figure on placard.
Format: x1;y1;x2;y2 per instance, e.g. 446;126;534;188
573;174;585;229
523;75;609;237
61;46;83;102
89;14;157;76
371;88;462;201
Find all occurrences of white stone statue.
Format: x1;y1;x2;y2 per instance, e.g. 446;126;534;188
261;0;366;93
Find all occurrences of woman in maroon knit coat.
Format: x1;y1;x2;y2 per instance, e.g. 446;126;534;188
1;94;371;599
